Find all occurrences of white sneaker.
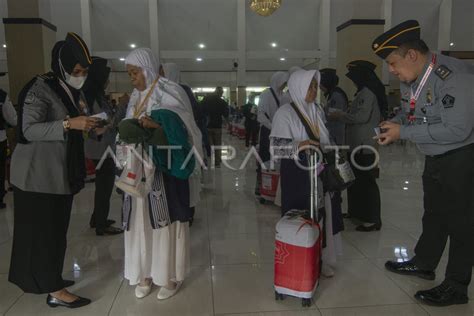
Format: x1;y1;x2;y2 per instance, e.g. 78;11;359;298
157;281;182;300
321;264;335;278
135;282;152;299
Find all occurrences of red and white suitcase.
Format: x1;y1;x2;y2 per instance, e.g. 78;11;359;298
274;153;322;307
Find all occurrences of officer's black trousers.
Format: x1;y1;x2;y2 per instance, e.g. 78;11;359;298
413;143;474;294
90;158;116;230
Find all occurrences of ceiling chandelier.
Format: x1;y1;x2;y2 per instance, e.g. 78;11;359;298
249;0;282;17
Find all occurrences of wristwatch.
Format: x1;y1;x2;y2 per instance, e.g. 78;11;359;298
63;118;71;131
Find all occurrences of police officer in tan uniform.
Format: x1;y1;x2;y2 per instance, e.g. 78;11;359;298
373;20;474;307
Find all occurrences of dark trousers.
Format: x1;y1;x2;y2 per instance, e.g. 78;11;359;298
413;144;474;294
256;126;271;193
0;140;6;202
245;122;259;147
208;128;223;165
347;153;381;224
90;158;116;230
9;188;73;294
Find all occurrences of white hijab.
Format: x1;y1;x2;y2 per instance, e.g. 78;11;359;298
162;63;181;83
271;69;330;145
124;48;203;156
289;66;302;75
270;71;289;97
124;48;203;206
125;47;159;87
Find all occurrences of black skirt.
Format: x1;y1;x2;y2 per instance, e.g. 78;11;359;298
347;152;381;224
9;188;73;294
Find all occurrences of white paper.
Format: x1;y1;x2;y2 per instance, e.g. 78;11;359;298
91;112;108;120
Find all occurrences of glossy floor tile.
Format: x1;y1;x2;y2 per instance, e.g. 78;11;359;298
0;138;471;315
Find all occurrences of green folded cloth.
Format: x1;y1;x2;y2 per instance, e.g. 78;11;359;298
118;119;168;145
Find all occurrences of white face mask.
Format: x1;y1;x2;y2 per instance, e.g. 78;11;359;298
64;72;87;90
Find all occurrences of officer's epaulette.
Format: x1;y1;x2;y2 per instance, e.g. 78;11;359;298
434;65;452;80
37;72;55;82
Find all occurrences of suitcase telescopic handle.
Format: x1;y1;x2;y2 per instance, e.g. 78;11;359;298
309;150;318;223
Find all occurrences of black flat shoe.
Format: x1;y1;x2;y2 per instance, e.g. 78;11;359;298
415;283;468;306
96;226;123;236
63;279;75;287
385;260;435;280
356;223;382;232
46;294;91;309
90;219;116;229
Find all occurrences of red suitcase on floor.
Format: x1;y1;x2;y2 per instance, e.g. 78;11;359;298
274;153;322;307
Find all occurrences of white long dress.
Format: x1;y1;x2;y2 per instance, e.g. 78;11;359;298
124;195;191;286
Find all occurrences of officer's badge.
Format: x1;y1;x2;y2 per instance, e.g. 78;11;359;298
435;65;452;80
373;43;379;49
24;92;37;105
426;88;432;104
442;94;455;108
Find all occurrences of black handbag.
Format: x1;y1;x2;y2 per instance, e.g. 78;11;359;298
289;102;355;192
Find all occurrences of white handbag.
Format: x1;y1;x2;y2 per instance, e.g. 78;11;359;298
115;144;155;198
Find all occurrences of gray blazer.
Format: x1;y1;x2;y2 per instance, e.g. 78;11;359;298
341;87;381;152
11;77;72;195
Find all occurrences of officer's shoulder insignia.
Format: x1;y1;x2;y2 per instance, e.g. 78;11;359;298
24;91;37;105
435;65;452;80
442;94;455;108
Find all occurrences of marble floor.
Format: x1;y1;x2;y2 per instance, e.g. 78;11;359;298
0;135;472;316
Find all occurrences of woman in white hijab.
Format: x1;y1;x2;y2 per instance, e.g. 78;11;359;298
122;48;202;300
270;69;341;277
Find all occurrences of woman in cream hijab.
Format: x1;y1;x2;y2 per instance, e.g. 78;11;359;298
121;48;202;300
271;69;342;277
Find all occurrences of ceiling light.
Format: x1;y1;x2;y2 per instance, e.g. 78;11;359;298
119;58;125;61
196;57;203;62
280;57;286;61
403;187;408;191
130;44;136;49
198;43;206;49
450;42;455;47
2;44;6;48
271;42;277;48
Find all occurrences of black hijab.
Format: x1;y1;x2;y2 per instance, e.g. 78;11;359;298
320;68;349;105
48;33;92;194
346;66;388;119
82;57;111;112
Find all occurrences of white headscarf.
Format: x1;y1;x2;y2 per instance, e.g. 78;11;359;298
257;71;290;127
270;71;289;97
124;48;203;207
289;66;302;75
125;48;159;86
271;69;331;145
162;63;181;83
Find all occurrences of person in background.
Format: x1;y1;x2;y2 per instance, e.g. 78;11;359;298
256;71;289;195
0;73;17;209
9;32;98;309
83;57;126;236
319;68;348;240
242;94;260;148
328;61;384;232
201;87;229;167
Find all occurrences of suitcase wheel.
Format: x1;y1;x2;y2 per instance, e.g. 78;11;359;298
302;298;312;307
259;198;266;204
274;291;285;301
